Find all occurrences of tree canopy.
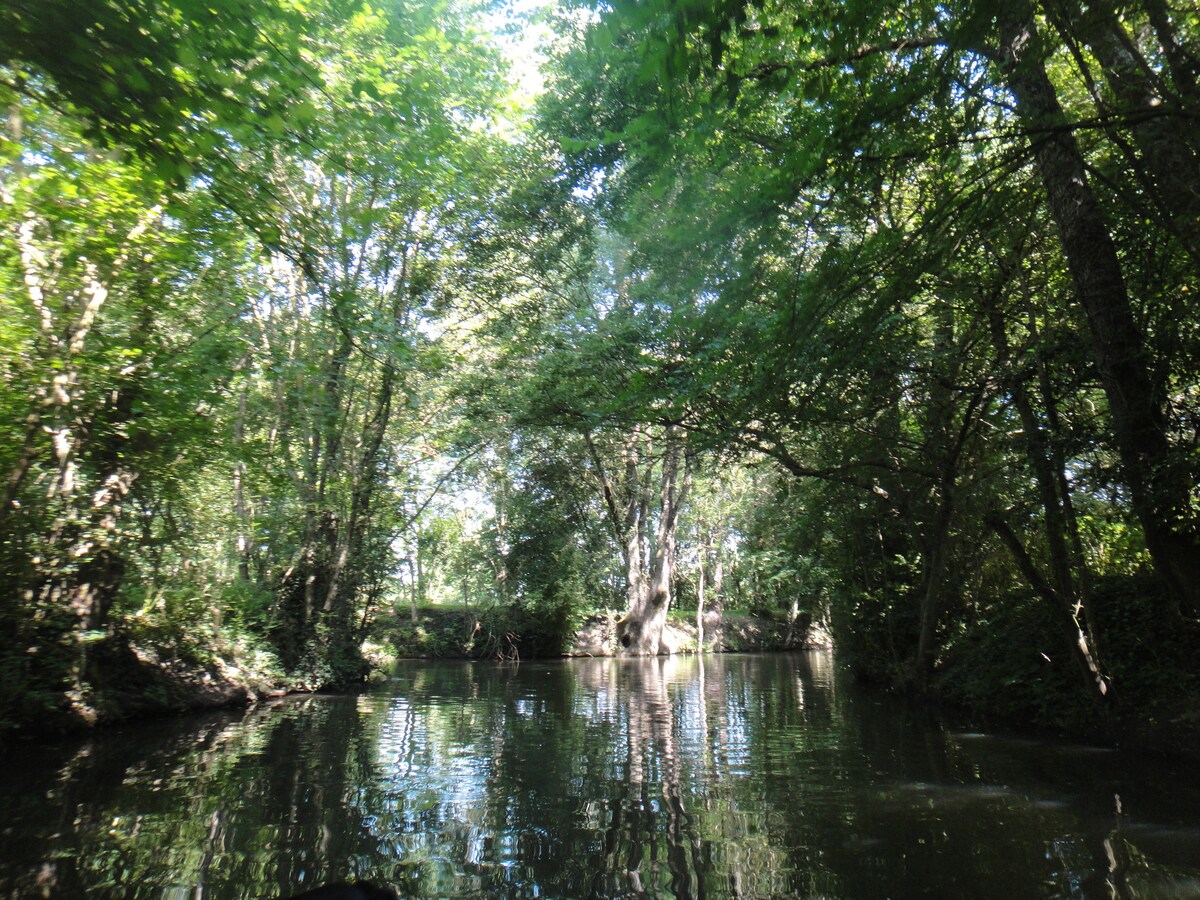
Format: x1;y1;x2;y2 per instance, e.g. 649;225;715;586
1;0;1198;743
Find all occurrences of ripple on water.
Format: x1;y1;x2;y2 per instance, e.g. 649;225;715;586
3;655;1200;899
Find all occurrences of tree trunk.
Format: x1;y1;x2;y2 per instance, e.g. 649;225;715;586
986;511;1111;699
993;6;1200;618
411;543;422;623
616;435;692;655
912;485;954;683
910;307;970;685
985;295;1111;698
1054;0;1200;272
233;389;252;583
1140;0;1200;102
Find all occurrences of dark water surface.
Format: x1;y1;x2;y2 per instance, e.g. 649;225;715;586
2;652;1200;898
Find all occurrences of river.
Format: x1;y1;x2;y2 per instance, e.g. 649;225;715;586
1;652;1198;898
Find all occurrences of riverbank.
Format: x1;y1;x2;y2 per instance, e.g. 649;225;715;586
388;606;833;660
0;630;288;738
10;598;1197;766
2;608;820;738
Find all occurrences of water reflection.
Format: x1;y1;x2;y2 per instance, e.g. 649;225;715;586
1;653;1199;898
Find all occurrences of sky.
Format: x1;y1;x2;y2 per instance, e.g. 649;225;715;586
486;0;554;102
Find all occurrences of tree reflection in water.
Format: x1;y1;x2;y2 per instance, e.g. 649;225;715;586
3;653;1200;897
575;655;789;898
0;696;394;897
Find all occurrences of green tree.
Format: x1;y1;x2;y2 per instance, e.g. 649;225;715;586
0;96;255;719
539;0;1199;703
225;0;507;681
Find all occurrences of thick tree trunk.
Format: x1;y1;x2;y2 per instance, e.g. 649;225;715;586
1140;0;1200;102
623;516;675;653
1056;0;1200;271
994;7;1200;618
623;512;647;620
615;436;691;655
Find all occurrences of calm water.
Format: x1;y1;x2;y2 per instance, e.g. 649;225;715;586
2;652;1200;898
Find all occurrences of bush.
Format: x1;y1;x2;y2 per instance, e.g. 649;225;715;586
935;589;1100;734
935;574;1200;751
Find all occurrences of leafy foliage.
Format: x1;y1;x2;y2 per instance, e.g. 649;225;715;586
1;0;1199;750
